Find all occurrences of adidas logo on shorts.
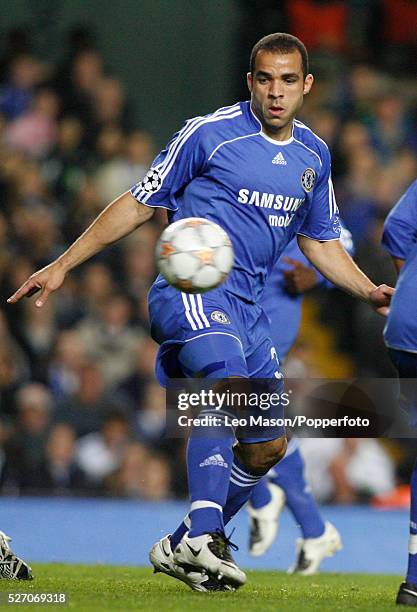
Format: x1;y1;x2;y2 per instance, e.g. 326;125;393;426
199;454;229;468
272;151;287;165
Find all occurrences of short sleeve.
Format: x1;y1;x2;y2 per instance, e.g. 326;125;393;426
297;146;341;241
340;223;355;257
382;180;417;260
130;119;207;210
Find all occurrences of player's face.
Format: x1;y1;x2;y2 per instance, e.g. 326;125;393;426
247;50;313;140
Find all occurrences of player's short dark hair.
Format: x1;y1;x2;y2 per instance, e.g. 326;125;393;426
250;33;309;78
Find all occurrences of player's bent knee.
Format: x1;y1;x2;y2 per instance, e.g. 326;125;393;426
258;436;287;471
271;436;287;464
235;436;287;475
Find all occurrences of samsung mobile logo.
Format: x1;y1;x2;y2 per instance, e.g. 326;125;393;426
237;189;304;212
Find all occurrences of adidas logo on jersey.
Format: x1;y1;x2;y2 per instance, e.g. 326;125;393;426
272;152;287;165
199;454;229;468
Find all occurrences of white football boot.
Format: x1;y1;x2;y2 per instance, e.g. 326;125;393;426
247;482;286;556
0;531;33;580
287;521;342;575
149;535;231;591
174;531;247;589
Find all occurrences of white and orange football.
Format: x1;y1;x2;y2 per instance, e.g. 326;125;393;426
155;217;234;293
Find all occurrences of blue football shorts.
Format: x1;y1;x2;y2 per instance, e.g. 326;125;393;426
389;348;417;428
148;278;285;442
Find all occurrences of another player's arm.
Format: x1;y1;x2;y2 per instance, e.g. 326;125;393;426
382;180;417;276
282;257;320;295
391;257;405;274
297;235;393;315
283;226;355;295
7;192;153;307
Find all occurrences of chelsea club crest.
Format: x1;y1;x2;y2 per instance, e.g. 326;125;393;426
210;310;231;324
301;168;316;192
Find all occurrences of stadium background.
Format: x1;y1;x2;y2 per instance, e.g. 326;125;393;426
0;0;416;573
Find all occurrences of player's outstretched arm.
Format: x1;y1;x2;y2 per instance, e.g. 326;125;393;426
7;192;154;308
297;235;394;315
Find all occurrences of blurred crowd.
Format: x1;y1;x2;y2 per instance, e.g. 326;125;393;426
0;12;416;502
0;25;183;499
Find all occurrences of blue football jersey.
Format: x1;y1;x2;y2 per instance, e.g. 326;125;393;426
262;224;354;359
131;101;341;303
382;179;417;353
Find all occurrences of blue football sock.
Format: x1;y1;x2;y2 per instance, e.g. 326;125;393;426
270;441;325;539
186;428;234;538
250;478;273;509
223;455;263;525
175;336;245;538
170;423;234;547
171;430;235;548
407;459;417;584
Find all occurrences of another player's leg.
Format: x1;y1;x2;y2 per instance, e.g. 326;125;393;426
0;531;33;580
247;438;341;568
397;458;417;606
247;478;285;557
275;439;341;574
389;349;417;606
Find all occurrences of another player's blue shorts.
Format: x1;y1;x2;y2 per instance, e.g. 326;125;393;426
389;348;417;428
148;278;285;441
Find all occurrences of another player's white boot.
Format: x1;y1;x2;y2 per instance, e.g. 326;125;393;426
247;482;286;556
149;535;231;592
174;531;247;589
287;521;342;575
0;531;33;580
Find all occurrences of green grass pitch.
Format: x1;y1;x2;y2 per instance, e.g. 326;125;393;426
0;565;402;611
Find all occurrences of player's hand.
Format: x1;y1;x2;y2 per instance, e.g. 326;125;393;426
283;257;319;295
368;284;394;316
7;261;66;308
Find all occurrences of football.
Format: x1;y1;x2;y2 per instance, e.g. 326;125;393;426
155;217;234;293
